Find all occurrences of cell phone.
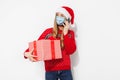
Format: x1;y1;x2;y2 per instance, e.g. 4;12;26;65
66;18;70;23
63;18;70;26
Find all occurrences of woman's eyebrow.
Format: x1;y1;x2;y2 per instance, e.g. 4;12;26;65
56;12;58;15
61;14;66;18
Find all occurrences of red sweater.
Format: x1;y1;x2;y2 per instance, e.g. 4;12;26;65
24;28;76;71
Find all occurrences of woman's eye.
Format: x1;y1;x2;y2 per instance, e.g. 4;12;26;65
56;13;59;16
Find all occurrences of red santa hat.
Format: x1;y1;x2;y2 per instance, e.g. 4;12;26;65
56;6;75;25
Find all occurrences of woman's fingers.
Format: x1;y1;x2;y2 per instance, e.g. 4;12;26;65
25;48;38;62
24;52;31;58
29;57;37;62
62;23;65;27
31;55;38;58
28;54;38;62
30;48;34;54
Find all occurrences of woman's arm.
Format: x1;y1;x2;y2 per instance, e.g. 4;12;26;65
23;28;53;59
64;30;76;55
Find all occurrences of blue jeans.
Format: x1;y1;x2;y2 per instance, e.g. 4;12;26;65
45;70;73;80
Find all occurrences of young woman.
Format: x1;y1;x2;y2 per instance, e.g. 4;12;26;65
24;6;76;80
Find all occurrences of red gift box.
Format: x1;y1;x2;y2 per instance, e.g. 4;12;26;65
29;40;62;61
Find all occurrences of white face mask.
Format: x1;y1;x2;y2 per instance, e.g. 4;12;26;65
56;16;65;25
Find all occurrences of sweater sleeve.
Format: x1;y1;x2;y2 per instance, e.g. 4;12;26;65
23;28;53;59
64;30;76;55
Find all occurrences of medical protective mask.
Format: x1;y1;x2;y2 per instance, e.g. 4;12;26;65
56;16;65;25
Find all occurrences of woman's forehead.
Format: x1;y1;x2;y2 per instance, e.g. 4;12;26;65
56;12;65;17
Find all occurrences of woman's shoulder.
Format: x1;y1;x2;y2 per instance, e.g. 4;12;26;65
38;27;53;39
68;29;75;34
42;27;53;34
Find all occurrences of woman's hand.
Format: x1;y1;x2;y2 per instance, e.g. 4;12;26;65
24;49;38;62
63;20;70;35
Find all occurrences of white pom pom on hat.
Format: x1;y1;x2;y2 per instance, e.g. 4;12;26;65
56;6;75;27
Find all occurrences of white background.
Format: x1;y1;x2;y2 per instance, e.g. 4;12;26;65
0;0;120;80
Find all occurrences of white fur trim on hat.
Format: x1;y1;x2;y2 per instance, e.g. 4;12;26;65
56;7;71;19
